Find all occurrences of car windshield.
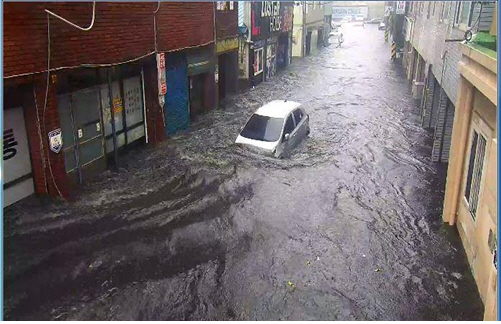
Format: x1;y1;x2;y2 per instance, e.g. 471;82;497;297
240;114;284;142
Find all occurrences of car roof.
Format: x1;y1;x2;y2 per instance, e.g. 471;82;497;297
254;100;301;118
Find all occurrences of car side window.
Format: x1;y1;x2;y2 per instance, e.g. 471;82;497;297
293;109;303;125
283;114;295;138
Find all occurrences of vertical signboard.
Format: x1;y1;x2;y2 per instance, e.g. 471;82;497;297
157;52;167;107
3;107;35;207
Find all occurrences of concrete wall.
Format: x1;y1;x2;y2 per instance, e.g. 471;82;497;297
367;2;385;20
306;1;325;26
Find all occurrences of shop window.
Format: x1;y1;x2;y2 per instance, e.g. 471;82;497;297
454;1;473;27
454;2;462;25
464;130;487;220
459;1;475;27
254;48;263;76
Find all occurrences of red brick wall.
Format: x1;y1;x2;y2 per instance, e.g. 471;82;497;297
215;3;239;40
8;76;70;199
156;2;215;51
4;2;215;78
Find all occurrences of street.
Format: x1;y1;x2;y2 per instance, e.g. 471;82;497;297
4;24;484;320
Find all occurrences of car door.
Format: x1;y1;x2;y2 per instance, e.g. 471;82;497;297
281;113;296;156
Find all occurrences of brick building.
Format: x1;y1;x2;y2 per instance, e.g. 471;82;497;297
3;2;215;206
401;1;496;163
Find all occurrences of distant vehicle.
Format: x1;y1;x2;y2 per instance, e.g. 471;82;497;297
235;100;310;158
354;15;365;26
378;21;386;30
340;16;351;24
368;18;383;24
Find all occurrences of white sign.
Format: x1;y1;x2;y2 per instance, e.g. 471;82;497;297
4;107;35;206
396;1;405;14
49;128;63;153
332;6;368;19
156;53;167;107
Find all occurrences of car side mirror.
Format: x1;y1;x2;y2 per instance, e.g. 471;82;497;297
284;133;290;142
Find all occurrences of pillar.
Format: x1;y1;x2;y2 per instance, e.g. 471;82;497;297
442;77;474;225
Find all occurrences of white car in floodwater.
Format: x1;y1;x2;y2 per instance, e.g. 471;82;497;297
235;100;310;158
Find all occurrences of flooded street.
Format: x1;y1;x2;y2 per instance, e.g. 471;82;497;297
4;25;484;320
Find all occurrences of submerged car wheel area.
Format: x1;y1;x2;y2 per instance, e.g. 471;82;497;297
235;100;310;158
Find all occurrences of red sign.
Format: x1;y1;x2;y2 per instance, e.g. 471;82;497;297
156;53;167;97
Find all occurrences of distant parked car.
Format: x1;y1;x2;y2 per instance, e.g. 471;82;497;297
354;15;365;26
235;100;310;158
378;21;386;30
340;16;351;24
368;18;383;24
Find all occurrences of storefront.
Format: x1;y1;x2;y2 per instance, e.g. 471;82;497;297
56;64;147;187
249;2;293;84
187;46;216;119
216;37;239;101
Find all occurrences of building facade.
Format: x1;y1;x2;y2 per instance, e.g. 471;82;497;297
237;1;293;89
292;1;326;57
442;20;497;320
402;1;496;163
400;1;498;320
3;2;215;205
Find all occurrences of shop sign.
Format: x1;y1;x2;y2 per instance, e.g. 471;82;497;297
156;52;167;107
216;37;239;54
113;98;123;114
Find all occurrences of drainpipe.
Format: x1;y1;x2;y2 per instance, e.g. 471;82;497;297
302;1;306;57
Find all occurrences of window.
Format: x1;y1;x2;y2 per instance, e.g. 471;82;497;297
464;130;487;219
240;114;283;142
253;48;263;76
293;109;303;125
283;114;295;138
427;2;431;18
459;1;474;27
432;2;436;16
454;2;462;25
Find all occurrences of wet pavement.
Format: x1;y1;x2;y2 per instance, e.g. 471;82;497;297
4;25;484;320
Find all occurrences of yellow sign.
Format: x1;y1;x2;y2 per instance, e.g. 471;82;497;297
216;37;239;54
113;98;123;114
